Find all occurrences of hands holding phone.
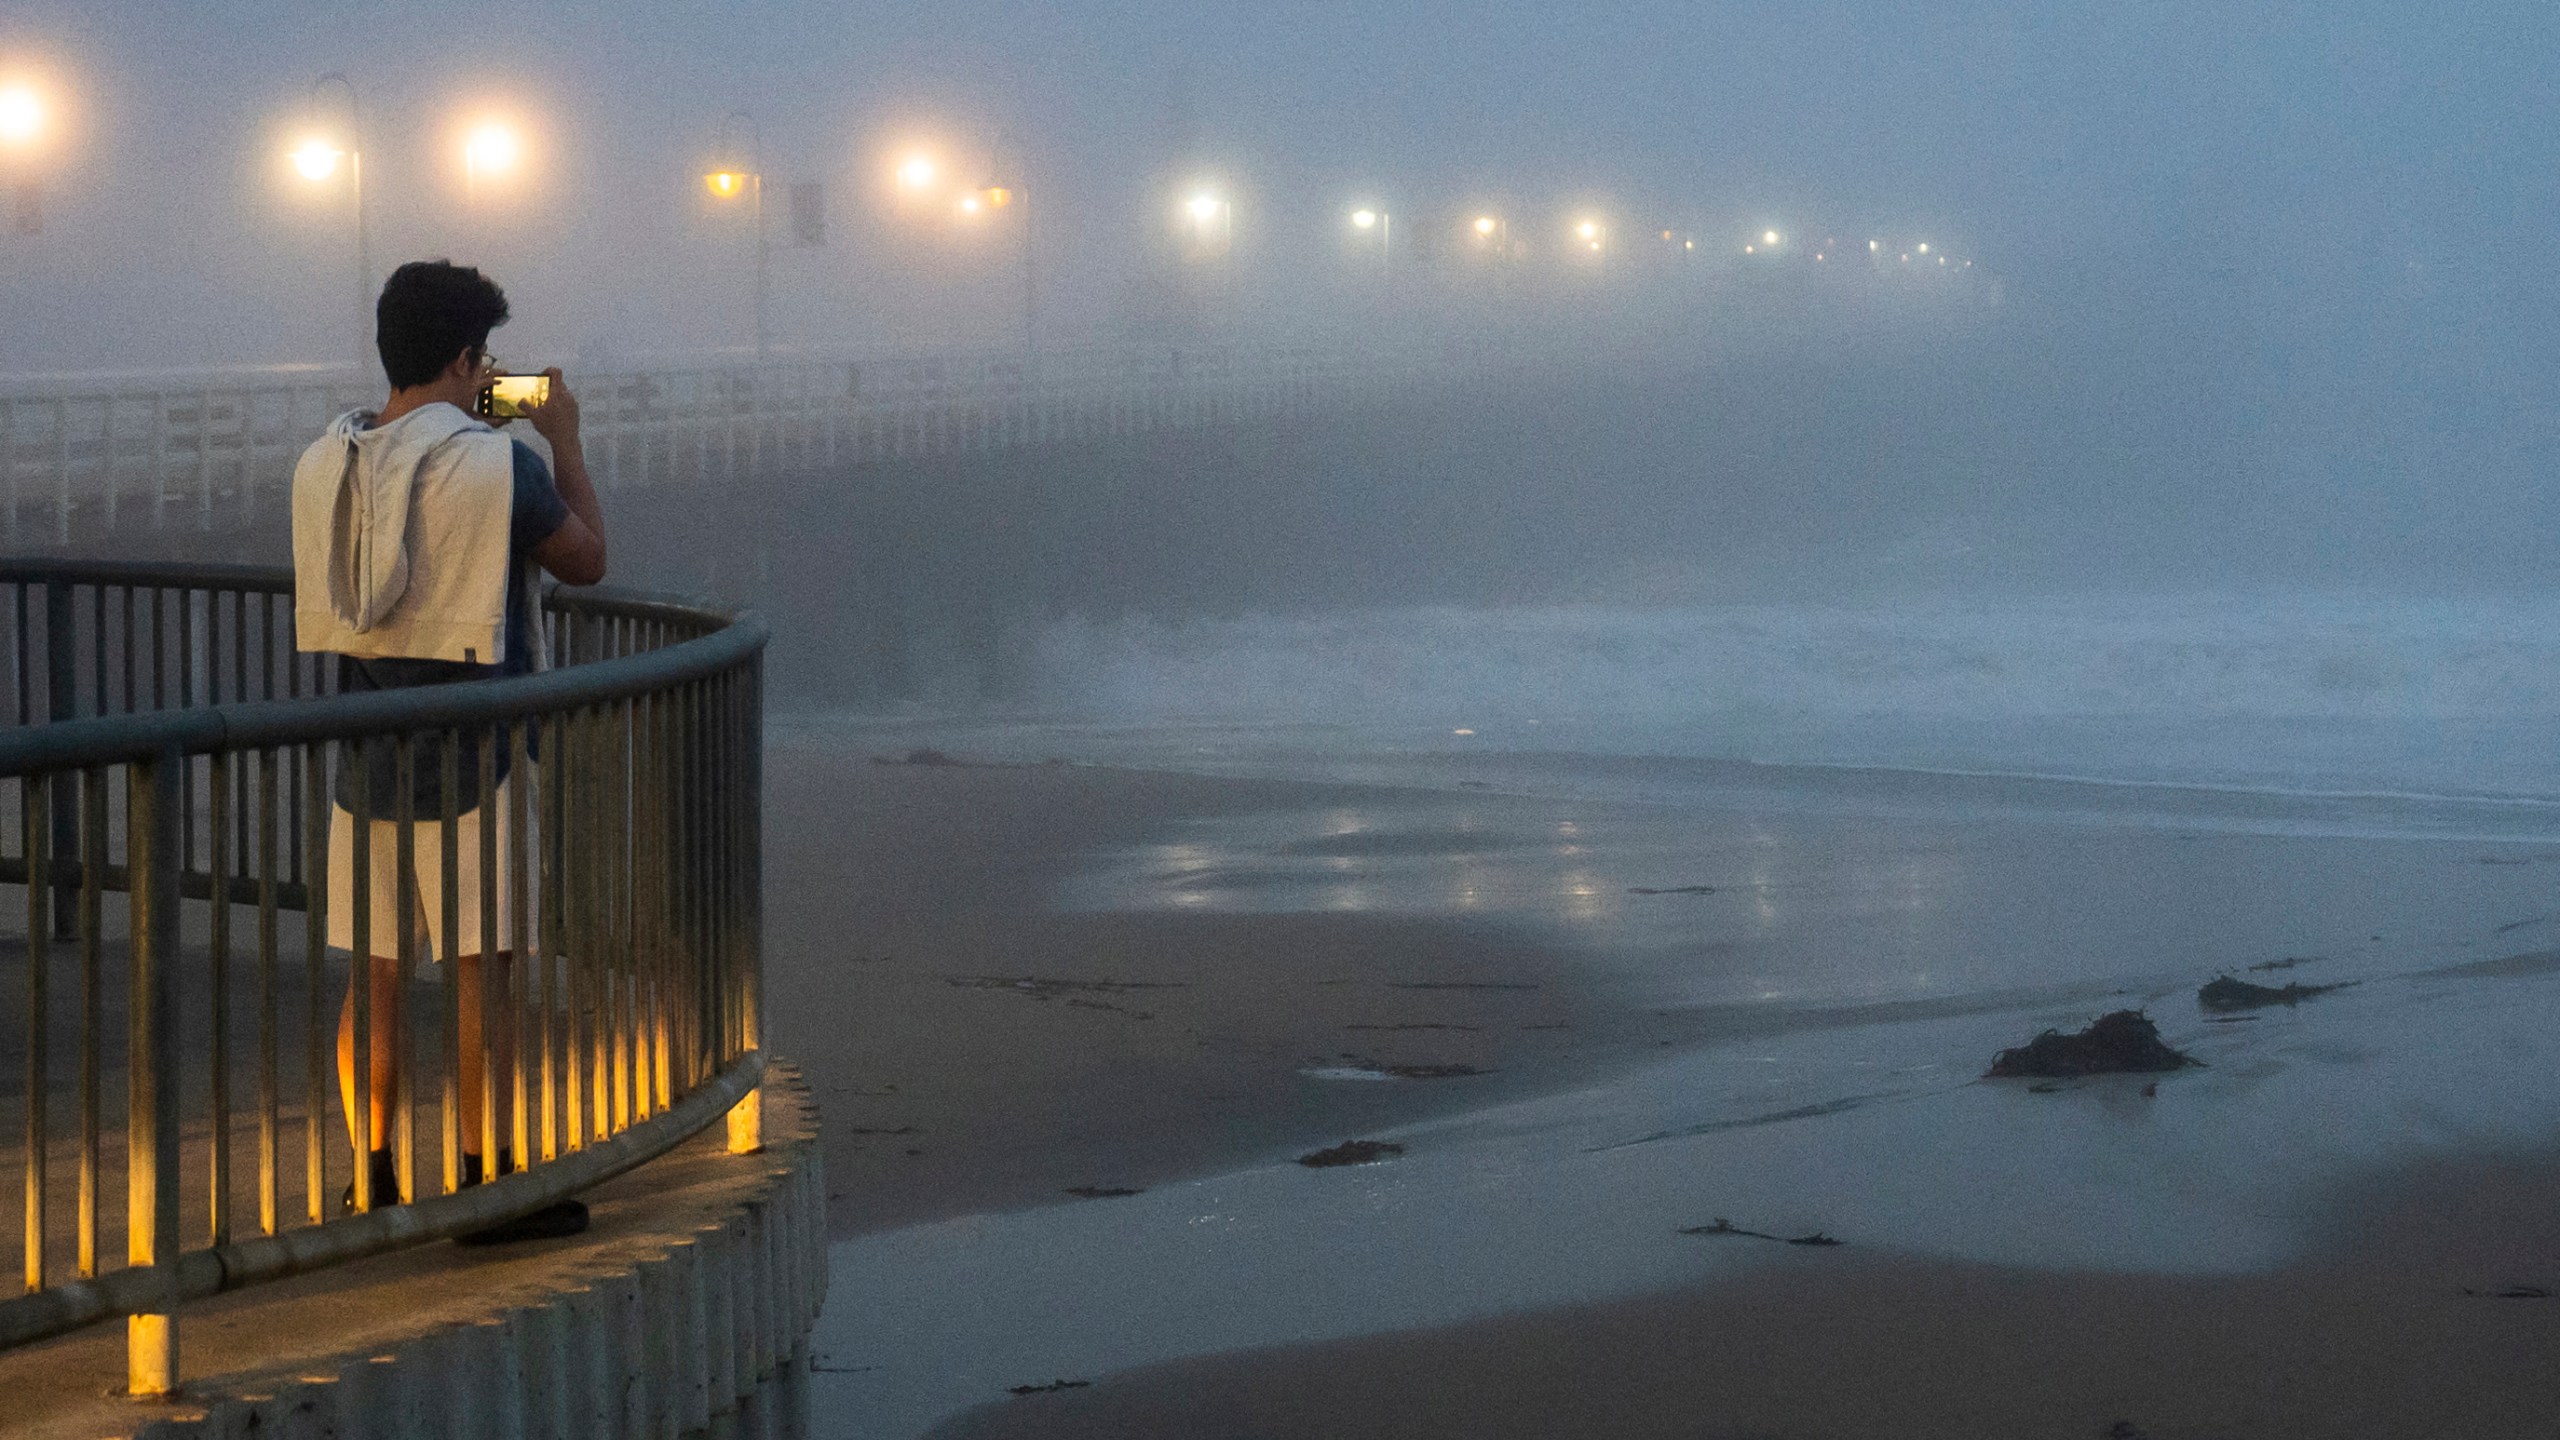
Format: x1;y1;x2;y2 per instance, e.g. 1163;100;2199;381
524;368;581;450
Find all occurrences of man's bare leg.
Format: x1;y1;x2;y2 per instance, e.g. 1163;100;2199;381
334;954;405;1194
457;950;517;1176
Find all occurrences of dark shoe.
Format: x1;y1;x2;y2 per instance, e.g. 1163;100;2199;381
458;1148;515;1190
339;1149;403;1215
457;1198;589;1246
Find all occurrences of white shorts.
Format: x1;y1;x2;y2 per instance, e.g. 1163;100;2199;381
326;777;537;962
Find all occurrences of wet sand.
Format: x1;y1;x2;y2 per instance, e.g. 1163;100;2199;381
765;742;1663;1238
930;1145;2560;1439
771;735;2560;1437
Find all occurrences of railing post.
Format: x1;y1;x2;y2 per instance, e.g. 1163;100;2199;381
51;397;71;547
725;1089;761;1155
45;579;77;940
724;661;762;1157
126;745;185;1396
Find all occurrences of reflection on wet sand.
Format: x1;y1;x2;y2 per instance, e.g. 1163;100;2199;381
801;743;2560;1438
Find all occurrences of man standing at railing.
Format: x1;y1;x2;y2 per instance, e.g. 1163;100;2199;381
290;259;608;1241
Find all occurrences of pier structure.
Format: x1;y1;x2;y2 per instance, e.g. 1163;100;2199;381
0;559;820;1437
0;344;1395;548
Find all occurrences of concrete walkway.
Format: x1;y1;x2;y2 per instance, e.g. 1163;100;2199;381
4;1065;823;1440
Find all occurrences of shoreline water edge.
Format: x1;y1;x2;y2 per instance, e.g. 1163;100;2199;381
767;724;2560;1439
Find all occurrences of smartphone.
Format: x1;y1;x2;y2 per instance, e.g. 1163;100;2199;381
475;374;551;421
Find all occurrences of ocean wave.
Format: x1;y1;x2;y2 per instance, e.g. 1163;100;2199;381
1026;592;2560;795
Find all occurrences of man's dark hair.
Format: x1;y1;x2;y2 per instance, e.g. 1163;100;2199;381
374;260;510;389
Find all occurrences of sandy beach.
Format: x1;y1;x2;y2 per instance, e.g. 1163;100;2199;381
930;1145;2560;1439
769;731;2560;1438
763;743;1649;1239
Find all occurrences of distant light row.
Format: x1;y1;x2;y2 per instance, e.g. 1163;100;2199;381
1;76;1976;271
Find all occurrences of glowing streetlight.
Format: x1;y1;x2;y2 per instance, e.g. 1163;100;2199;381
897;154;937;191
464;122;521;181
1473;215;1498;237
1;80;50;236
291;74;369;367
984;130;1039;370
1763;228;1781;246
1349;205;1390;271
1869;240;1879;252
1179;189;1232;253
704;110;768;358
461;118;525;211
0;84;42;148
1917;242;1930;254
292;139;344;182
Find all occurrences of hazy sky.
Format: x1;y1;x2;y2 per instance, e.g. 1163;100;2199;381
1;1;2553;378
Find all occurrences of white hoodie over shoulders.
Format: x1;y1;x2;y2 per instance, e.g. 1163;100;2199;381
291;401;517;664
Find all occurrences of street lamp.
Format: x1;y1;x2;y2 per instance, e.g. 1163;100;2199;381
1349;206;1390;271
987;130;1038;371
703;110;767;358
1179;188;1231;255
462;119;521;202
292;140;343;181
1573;217;1608;258
0;84;40;147
291;74;369;369
0;79;48;236
896;154;938;193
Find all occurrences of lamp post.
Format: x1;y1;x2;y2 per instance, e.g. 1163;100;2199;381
0;79;47;236
291;73;369;370
989;130;1038;371
705;110;767;359
1181;190;1233;255
1351;207;1391;273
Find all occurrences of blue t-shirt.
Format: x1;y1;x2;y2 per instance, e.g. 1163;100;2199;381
334;440;571;816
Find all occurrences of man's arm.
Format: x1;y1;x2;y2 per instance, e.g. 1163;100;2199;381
525;368;608;586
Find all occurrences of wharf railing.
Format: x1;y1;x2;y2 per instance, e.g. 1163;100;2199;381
0;558;767;1397
0;343;1382;545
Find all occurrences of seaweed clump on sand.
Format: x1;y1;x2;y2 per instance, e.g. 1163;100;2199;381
1678;1218;1844;1247
1298;1139;1404;1168
1985;1010;2200;1079
2198;975;2352;1012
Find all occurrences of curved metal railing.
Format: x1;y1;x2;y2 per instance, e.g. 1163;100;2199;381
0;343;1378;545
0;559;766;1395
